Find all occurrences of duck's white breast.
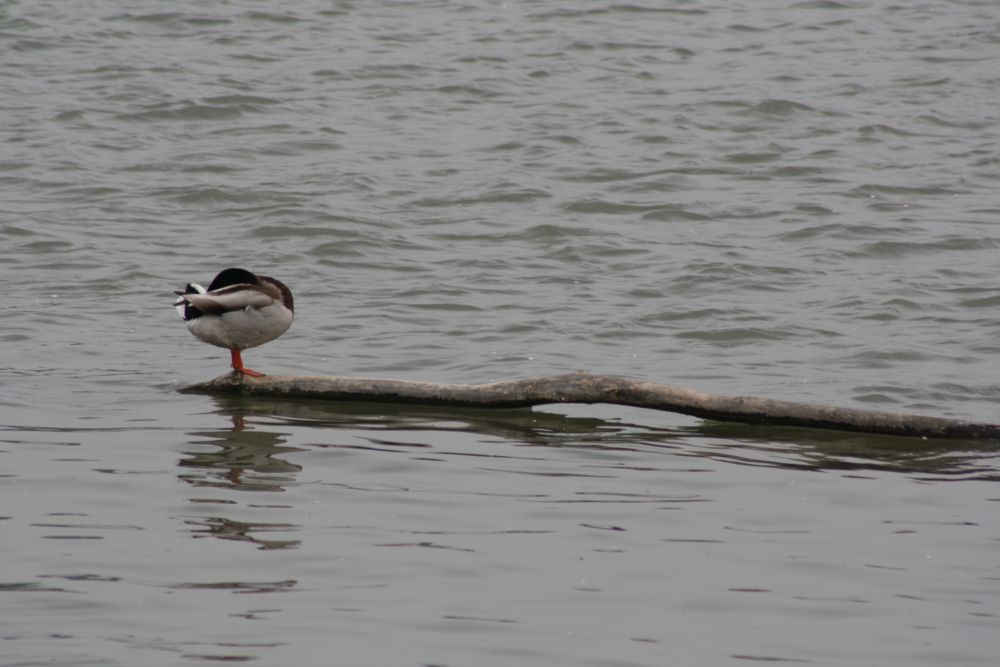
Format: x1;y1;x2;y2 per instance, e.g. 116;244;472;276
187;303;293;350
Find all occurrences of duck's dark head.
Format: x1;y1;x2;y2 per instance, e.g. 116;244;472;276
259;276;294;312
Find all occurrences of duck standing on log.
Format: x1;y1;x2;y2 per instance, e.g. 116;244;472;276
174;267;294;377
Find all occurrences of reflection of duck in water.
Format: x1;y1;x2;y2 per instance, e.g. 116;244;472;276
180;415;303;491
178;407;304;549
174;267;294;377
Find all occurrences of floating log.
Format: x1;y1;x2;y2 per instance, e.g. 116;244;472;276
180;371;1000;440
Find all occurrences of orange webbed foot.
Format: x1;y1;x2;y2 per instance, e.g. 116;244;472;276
230;348;266;378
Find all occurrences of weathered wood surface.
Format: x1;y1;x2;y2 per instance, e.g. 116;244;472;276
180;371;1000;440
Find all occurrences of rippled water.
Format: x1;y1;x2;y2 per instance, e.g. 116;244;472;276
2;1;999;665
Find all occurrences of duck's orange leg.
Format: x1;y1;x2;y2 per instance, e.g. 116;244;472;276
230;347;265;377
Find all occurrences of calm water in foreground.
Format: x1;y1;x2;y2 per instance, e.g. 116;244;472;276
2;1;998;665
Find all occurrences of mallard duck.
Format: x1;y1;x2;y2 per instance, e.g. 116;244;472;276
174;267;294;377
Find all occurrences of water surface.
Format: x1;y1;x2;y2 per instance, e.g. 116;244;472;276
2;1;999;665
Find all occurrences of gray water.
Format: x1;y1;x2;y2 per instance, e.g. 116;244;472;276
2;1;999;665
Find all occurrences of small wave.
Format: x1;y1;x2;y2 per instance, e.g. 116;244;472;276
0;224;36;238
411;188;550;208
743;99;819;117
857;124;919;138
158;186;298;206
675;327;794;344
116;102;244;123
850;183;967;197
202;94;281;108
530;5;706;20
852;238;998;258
245;11;303;23
958;293;1000;309
722;152;783;164
790;0;858;8
563;198;704;217
917;113;990;131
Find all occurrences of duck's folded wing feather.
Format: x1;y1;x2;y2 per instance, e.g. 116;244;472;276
173;283;206;313
182;286;275;314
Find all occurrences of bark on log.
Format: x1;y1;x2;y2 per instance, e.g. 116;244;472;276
180;371;1000;440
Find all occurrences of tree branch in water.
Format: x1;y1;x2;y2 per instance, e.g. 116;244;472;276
180;371;1000;440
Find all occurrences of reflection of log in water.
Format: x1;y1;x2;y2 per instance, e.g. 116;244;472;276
181;372;1000;440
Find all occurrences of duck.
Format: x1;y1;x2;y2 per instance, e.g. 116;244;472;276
174;267;294;377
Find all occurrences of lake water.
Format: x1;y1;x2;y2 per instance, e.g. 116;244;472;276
2;1;998;665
